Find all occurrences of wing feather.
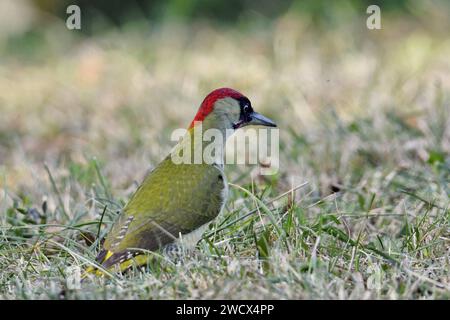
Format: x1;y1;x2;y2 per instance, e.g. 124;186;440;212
96;158;226;268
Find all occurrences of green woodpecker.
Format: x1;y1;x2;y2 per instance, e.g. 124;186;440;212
90;88;276;273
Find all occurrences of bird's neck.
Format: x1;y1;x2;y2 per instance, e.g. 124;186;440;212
170;119;233;166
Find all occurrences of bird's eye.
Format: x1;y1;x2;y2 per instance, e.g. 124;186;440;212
243;105;249;113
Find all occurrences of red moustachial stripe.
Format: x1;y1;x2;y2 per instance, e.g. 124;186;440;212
189;88;244;128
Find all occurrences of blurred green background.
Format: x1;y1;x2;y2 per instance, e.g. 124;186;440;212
1;0;449;189
29;0;445;27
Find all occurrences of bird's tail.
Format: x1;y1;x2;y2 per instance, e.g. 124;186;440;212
81;250;151;280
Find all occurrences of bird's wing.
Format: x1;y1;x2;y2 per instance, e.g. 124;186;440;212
98;158;226;268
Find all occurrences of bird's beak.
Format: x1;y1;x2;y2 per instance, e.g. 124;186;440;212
246;112;277;128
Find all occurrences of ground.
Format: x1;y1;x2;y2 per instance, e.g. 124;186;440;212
0;7;449;299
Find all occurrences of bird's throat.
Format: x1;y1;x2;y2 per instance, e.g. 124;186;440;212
170;124;229;166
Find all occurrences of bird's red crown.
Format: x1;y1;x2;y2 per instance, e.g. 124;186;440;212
189;88;245;128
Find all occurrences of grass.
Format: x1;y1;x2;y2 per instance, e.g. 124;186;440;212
0;5;449;299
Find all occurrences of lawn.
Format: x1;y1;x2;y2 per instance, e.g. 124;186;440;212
0;1;449;299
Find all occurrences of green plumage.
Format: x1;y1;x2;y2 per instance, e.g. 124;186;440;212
90;87;276;273
98;156;225;268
